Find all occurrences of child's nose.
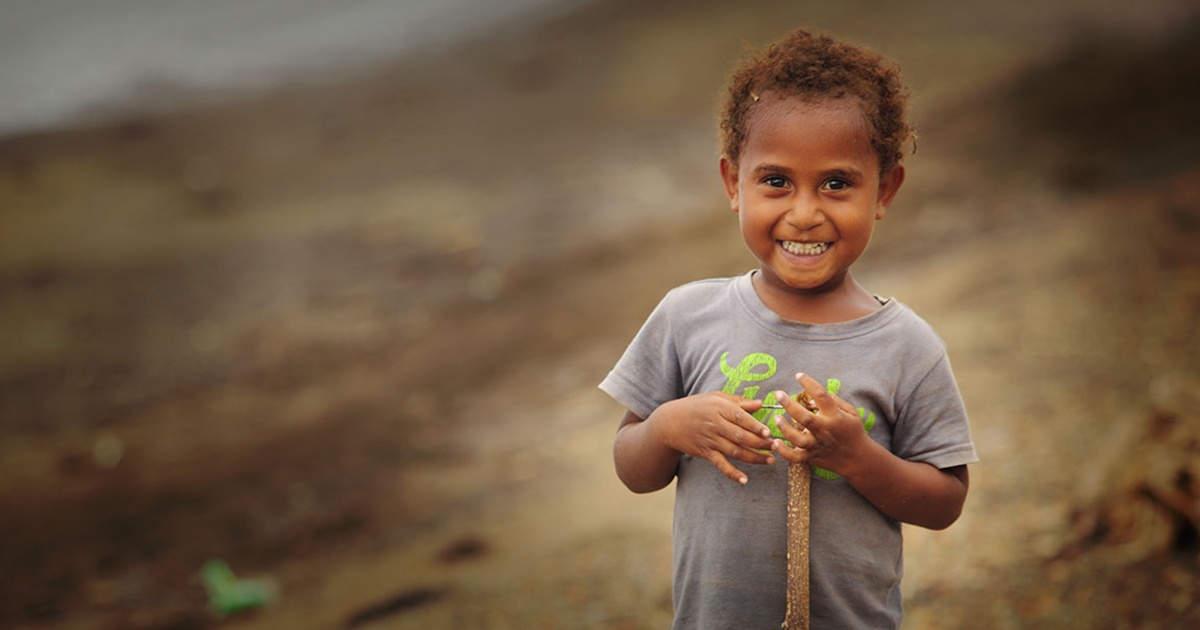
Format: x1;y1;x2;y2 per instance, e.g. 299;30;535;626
784;192;827;230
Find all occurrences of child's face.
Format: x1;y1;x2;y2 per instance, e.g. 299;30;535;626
720;95;904;297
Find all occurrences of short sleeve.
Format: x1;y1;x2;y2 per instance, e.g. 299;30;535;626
891;353;978;469
599;295;685;420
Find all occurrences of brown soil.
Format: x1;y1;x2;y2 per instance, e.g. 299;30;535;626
2;1;1199;629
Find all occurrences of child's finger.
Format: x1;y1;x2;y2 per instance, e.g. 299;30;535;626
769;400;815;447
794;378;858;436
706;452;751;485
772;439;809;464
728;403;775;440
726;424;775;454
795;372;847;416
771;390;815;432
719;438;776;466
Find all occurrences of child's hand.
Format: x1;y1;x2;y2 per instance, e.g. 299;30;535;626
771;373;872;476
648;393;776;485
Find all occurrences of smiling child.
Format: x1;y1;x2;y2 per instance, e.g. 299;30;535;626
600;29;978;629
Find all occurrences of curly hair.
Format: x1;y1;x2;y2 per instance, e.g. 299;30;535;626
718;29;915;174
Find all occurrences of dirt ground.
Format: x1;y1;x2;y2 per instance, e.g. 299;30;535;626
2;1;1200;628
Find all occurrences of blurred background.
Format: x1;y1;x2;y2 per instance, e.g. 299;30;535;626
1;0;1199;628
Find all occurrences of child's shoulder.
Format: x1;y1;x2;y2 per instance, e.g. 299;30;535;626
874;297;949;349
650;274;749;322
660;273;747;307
667;274;742;295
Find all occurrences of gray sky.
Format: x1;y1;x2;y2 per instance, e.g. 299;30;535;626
0;0;579;137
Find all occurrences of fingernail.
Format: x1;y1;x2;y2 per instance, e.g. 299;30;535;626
739;476;748;485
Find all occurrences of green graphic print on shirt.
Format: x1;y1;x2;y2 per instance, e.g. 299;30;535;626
718;351;876;480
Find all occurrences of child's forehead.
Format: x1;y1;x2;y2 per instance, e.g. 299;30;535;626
746;94;872;139
740;94;878;166
750;92;867;122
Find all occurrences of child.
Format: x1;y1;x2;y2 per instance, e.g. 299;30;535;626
599;29;978;629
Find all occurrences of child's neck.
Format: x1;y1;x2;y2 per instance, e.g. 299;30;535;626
751;270;882;324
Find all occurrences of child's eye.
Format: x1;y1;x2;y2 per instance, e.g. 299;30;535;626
823;178;851;191
762;175;789;188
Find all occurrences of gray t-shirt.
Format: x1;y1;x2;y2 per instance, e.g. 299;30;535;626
600;272;978;630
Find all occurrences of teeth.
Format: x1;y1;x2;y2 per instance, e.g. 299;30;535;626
781;241;830;255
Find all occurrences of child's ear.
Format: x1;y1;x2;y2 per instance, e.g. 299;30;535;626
874;164;906;220
719;155;740;213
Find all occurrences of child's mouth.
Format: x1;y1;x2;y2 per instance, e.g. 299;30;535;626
780;240;830;256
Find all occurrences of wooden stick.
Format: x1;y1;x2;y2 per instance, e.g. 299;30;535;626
783;461;810;629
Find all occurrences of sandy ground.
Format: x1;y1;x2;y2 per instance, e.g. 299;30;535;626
2;1;1200;629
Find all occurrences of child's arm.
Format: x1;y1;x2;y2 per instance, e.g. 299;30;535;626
771;373;969;530
614;393;778;492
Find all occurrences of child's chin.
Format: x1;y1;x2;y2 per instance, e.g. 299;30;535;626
774;277;832;293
